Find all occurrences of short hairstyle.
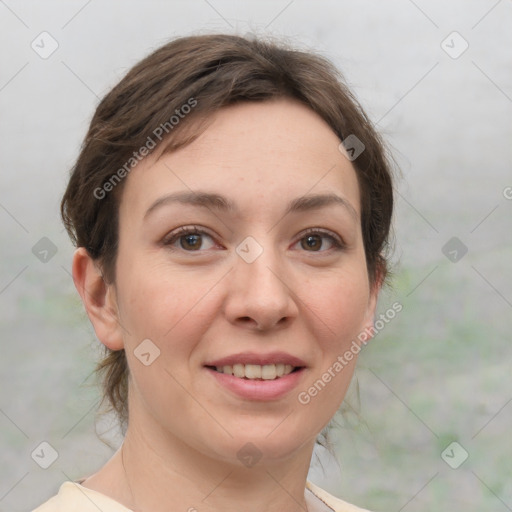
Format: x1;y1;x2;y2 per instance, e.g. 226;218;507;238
61;33;394;430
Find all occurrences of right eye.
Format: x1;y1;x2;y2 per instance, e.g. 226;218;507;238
162;226;217;252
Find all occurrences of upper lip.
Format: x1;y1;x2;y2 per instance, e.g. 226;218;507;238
205;352;307;368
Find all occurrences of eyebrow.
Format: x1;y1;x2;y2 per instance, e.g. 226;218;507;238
143;191;358;221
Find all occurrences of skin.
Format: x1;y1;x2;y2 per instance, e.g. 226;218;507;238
73;98;380;512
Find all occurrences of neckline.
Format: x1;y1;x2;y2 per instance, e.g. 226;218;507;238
63;480;337;512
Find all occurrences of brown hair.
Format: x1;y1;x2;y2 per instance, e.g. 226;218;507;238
61;33;394;430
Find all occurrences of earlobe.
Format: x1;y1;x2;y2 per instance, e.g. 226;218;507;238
72;247;125;351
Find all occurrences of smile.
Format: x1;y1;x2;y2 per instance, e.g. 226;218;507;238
204;352;307;399
205;365;306;401
208;363;298;380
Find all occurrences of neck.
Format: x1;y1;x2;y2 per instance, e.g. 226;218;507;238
85;413;316;512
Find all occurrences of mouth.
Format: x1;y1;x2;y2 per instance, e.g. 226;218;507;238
205;363;303;381
203;352;307;400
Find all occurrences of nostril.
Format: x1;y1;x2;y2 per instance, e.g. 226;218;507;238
235;315;289;331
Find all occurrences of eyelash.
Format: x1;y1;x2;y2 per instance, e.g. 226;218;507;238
162;225;345;253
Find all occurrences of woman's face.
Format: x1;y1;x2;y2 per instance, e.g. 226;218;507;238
111;99;378;463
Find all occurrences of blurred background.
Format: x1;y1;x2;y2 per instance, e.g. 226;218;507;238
1;1;511;510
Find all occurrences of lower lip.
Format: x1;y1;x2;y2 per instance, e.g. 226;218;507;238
205;367;306;401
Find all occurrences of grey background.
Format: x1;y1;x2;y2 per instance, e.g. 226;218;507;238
1;1;511;510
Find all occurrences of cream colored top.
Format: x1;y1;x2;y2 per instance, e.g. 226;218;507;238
33;480;372;512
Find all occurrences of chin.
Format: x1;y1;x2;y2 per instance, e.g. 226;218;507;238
197;424;315;467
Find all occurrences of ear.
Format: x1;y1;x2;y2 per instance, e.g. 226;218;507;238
360;270;384;345
72;247;125;350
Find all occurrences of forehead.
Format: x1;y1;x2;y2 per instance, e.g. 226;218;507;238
120;99;360;218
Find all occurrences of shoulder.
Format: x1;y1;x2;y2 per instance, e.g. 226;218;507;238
306;480;374;512
32;482;132;512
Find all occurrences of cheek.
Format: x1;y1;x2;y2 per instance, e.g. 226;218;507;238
115;257;222;369
302;266;371;346
118;256;192;329
116;263;217;411
295;269;369;427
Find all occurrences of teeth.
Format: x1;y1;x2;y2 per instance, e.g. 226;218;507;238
233;364;244;378
261;364;276;380
214;363;297;380
245;364;262;379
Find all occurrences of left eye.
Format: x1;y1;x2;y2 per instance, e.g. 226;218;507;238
294;231;343;252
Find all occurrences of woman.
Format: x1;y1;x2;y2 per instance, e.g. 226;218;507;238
34;33;394;512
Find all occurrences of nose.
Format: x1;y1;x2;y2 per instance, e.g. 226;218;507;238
223;244;299;332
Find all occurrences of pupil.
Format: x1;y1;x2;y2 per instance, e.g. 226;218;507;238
183;234;201;250
303;235;321;251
